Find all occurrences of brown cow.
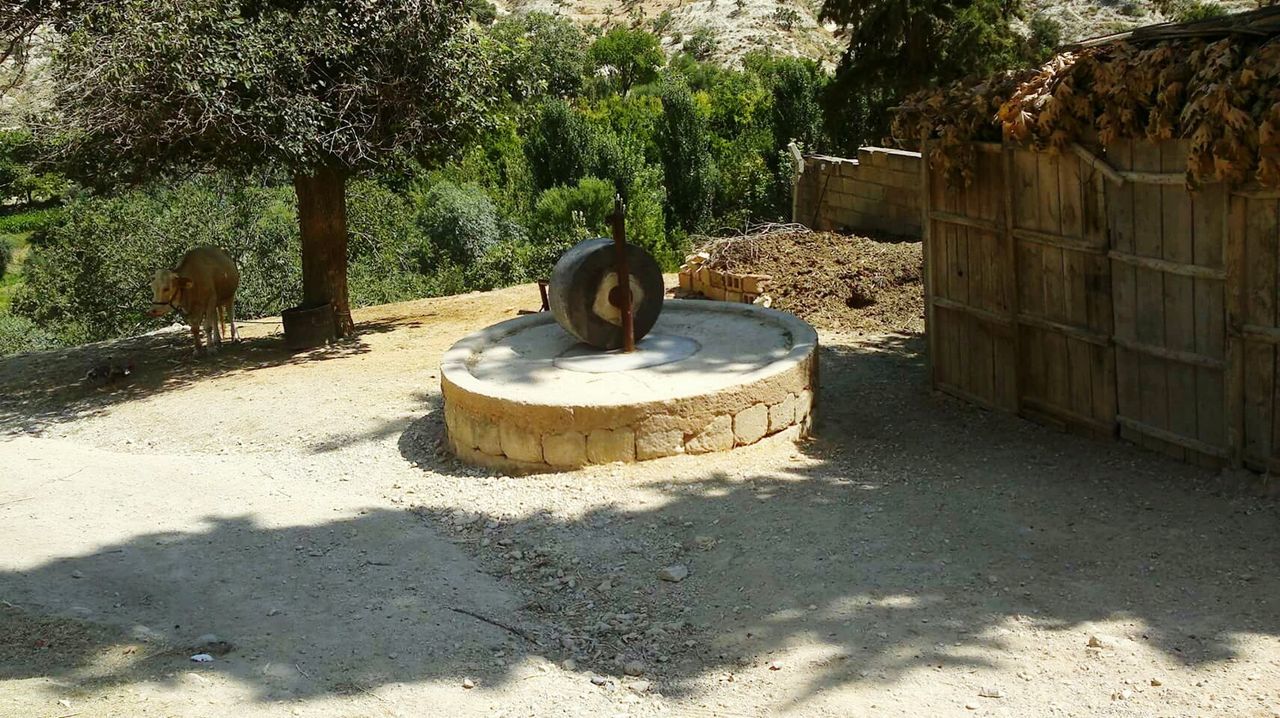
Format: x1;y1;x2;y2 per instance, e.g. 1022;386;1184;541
148;246;240;354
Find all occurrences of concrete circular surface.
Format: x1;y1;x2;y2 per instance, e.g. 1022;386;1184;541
440;300;819;473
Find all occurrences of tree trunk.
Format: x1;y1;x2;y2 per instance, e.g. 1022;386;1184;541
293;166;355;337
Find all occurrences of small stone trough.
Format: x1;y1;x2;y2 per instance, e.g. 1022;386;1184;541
440;299;818;473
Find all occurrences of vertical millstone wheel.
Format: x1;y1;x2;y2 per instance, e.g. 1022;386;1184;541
548;237;665;350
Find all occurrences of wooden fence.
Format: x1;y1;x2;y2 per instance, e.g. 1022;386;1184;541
924;139;1280;471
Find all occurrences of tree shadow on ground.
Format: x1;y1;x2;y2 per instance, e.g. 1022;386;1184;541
3;331;1278;712
398;332;1280;702
0;315;427;436
0;509;536;706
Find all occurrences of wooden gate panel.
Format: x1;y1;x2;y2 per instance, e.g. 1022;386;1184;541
924;143;1018;412
1010;147;1115;434
1237;194;1279;470
1107;140;1229;464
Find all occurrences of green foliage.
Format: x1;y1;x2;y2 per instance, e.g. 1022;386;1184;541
749;53;827;151
466;0;499;25
0;130;71;204
413;180;525;267
14;176;301;344
1170;0;1228;23
0;313;60;357
772;7;801;29
530;177;616;244
820;0;1032;150
344;179;437;308
682;26;719;60
589;27;665;95
49;0;495;182
651;10;675;34
525;99;597;192
1027;14;1063;62
490;13;589;102
0;207;62;235
657;77;716;233
0;237;11;279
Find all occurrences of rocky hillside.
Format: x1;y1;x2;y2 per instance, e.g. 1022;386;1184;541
498;0;1255;66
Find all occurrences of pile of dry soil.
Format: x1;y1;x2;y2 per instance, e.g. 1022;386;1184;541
693;230;923;333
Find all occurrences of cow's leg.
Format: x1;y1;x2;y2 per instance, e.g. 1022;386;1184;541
218;305;229;341
206;304;222;353
190;324;204;356
226;300;240;342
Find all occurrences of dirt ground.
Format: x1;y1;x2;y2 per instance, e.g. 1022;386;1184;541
692;230;924;334
2;268;1280;717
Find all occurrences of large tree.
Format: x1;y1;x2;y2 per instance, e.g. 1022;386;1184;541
32;0;492;335
820;0;1028;152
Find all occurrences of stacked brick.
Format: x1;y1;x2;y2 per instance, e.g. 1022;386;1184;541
676;253;772;305
792;147;922;237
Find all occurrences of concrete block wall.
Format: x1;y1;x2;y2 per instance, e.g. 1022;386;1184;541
792;147;922;237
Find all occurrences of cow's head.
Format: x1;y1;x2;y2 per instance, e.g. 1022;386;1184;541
148;270;192;317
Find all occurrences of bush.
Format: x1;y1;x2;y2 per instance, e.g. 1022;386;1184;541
589;27;665;95
525;99;597;192
682;27;718;60
413;180;524;267
0;237;11;278
1171;0;1227;23
530;177;616;244
772;7;801;30
0;313;60;356
345;179;438;308
0;207;63;235
490;13;589;102
1027;14;1063;62
658;77;716;233
14;175;300;344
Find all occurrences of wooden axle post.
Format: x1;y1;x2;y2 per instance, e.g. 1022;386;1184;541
609;195;636;353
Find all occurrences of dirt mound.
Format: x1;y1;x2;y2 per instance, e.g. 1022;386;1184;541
692;229;923;334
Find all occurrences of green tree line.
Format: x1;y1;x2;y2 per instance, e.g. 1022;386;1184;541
0;1;1061;356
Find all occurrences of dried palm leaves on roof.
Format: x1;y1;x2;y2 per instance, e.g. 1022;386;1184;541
892;7;1280;188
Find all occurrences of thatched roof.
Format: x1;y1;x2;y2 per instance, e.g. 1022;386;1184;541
893;7;1280;187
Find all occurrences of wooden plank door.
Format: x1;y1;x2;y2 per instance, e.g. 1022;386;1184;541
1231;191;1280;472
923;143;1018;411
1008;146;1116;436
1106;140;1230;465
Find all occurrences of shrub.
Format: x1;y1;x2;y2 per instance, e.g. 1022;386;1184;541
682;26;719;60
346;179;437;308
0;237;11;278
589;27;665;95
530;177;616;245
525;99;597;192
772;7;801;29
658;77;717;233
0;207;63;235
490;13;589;101
413;180;524;268
1027;14;1063;62
14;175;301;344
0;313;60;356
1171;0;1227;23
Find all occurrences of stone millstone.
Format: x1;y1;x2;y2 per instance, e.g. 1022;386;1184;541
439;300;819;474
548;237;664;350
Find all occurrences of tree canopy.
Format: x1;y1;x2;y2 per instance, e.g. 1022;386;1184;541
589;27;664;96
47;0;493;181
35;0;495;336
819;0;1046;152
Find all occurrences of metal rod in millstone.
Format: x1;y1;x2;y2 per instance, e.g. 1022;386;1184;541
609;195;636;353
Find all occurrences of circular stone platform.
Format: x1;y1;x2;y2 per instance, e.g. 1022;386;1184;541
440;299;818;473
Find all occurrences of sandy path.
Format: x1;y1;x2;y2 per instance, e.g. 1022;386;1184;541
2;283;1280;717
